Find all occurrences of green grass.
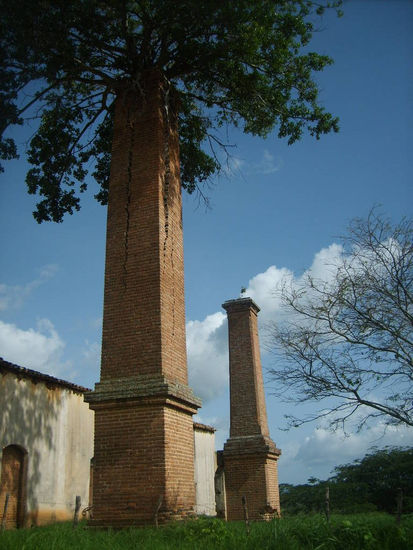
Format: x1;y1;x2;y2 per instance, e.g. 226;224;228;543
1;514;413;550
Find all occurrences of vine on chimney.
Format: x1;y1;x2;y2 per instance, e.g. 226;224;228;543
162;80;171;256
123;106;134;288
161;78;176;337
122;80;145;289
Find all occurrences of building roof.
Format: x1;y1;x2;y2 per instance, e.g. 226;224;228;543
193;422;216;433
0;359;217;434
0;357;91;394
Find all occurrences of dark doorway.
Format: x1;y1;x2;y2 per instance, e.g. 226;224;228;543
0;445;27;528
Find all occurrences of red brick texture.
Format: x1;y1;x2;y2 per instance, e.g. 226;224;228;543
224;455;280;521
99;71;187;384
222;298;281;521
85;71;200;527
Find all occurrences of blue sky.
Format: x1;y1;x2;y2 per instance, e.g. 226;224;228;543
1;0;412;484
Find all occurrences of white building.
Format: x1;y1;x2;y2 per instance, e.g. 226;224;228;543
0;358;94;528
193;422;216;516
0;358;217;528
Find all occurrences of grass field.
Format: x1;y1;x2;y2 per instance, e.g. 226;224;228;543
1;514;413;549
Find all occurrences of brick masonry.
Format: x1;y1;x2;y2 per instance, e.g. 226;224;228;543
85;71;201;527
222;298;281;520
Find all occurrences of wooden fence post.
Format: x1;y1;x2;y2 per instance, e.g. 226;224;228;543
325;486;330;523
242;495;250;535
396;488;403;525
1;494;10;531
154;495;163;528
73;496;81;528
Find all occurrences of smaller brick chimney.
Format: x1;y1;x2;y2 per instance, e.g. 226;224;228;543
222;297;281;521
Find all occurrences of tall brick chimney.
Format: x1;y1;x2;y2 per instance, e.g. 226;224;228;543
222;297;281;520
85;72;201;527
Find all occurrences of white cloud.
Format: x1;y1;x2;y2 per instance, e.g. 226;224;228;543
245;243;344;324
246;265;292;324
186;312;228;402
221;155;245;177
76;340;101;388
279;421;413;484
186;244;346;404
220;149;283;180
186;237;402;407
0;318;71;378
0;264;59;311
90;317;103;331
82;340;101;366
253;149;283;175
305;243;343;283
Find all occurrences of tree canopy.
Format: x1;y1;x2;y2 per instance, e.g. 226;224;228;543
1;0;341;222
268;210;413;430
280;447;413;515
332;447;413;515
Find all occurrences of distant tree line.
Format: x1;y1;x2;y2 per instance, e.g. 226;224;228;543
280;447;413;515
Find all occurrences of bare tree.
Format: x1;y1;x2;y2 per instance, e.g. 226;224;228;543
267;210;413;431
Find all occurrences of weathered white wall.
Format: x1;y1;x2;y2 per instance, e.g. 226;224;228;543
1;369;221;525
0;372;94;526
194;427;216;516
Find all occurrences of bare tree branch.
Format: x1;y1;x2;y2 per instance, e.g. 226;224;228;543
267;209;413;431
